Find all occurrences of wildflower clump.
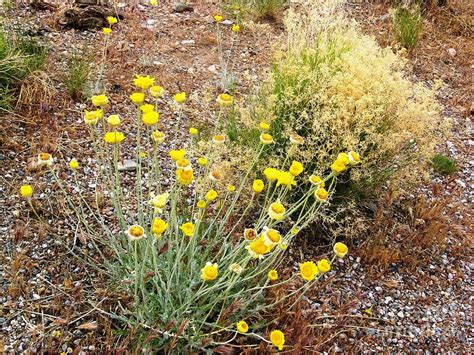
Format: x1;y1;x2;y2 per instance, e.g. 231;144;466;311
21;73;356;351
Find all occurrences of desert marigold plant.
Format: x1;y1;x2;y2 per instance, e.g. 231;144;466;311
19;73;356;351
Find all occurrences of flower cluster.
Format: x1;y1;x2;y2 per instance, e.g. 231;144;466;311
103;16;118;35
20;70;359;351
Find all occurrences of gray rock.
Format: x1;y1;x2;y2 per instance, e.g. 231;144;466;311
118;159;137;171
207;64;218;74
173;3;194;13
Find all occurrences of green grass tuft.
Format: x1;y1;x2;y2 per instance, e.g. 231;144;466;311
64;54;92;100
391;5;424;49
221;0;287;21
431;154;458;174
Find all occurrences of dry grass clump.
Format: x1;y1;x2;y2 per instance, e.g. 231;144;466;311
239;0;448;201
0;27;48;112
16;70;57;114
357;185;466;270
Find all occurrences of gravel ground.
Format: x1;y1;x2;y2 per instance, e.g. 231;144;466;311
1;1;473;352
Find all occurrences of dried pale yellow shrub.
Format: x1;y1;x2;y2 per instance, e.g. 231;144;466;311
243;1;448;197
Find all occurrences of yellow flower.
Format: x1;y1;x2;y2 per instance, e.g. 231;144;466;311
276;171;296;189
227;184;236;192
268;269;278;281
290;133;304;145
216;93;233;106
152;218;168;237
246;236;272;259
299;261;318;281
150;85;164;98
20;185;33;198
197;200;207;209
152;130;165;143
169;149;186;161
69;159;79;170
331;153;350;174
189;127;198;135
37;153;53;167
52;329;61;338
142;111;159;126
317;259;331;273
289;160;304;176
279;242;288;250
201;262;218;281
331;160;347;174
229;263;243;274
205;189;218;201
84;109;103;124
231;24;240;33
130;92;145;105
102;27;112;35
348;151;361;165
198;157;208;166
243;228;257;241
291;228;299;235
104;131;125;144
127;225;146;241
259;121;270;131
177;169;194;185
149;192;169;210
263;167;280;181
107;16;118;25
173;92;186;104
176;158;191;171
149;0;158;5
107;114;121;126
259;133;273;145
212;134;226;145
270;330;285;351
268;202;285;221
180;222;195;237
134;74;155;90
314;187;328;202
309;175;325;187
262;227;282;247
213;14;223;22
252;179;264;193
236;320;249;333
91;94;108;106
333;242;348;258
140;104;154;114
337;152;350;165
